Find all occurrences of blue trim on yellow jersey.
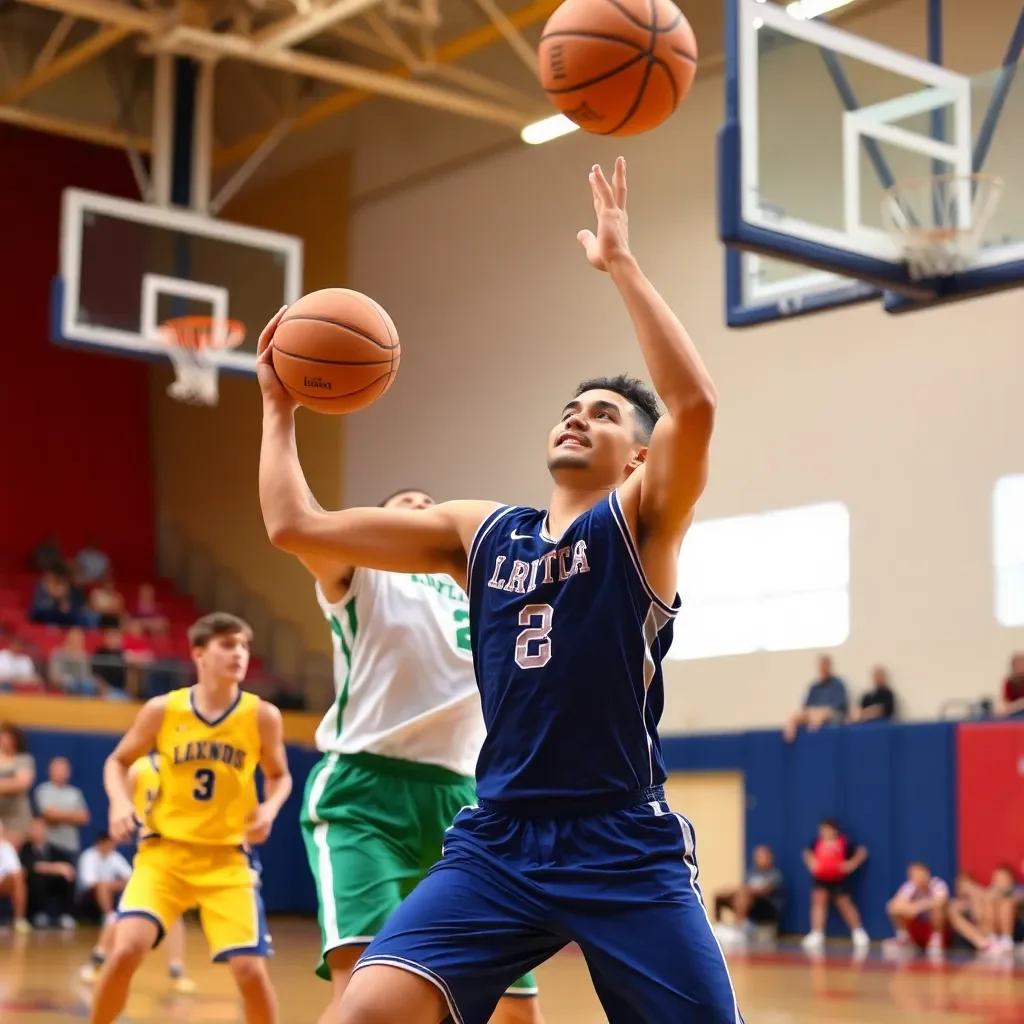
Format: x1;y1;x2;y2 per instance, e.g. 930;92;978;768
189;686;243;727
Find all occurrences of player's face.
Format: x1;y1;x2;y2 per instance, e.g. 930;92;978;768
195;630;251;683
385;490;435;511
908;864;929;889
547;390;645;483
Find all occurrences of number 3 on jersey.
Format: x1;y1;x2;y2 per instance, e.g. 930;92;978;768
515;604;553;669
193;768;215;801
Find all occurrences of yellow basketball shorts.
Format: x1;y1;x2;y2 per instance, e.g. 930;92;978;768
118;837;271;962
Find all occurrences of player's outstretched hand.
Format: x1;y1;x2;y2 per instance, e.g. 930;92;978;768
255;305;296;411
577;156;632;273
244;804;276;845
108;799;137;844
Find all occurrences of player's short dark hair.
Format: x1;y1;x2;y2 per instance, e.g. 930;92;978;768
188;612;253;649
820;817;839;830
574;374;660;442
909;860;930;872
0;722;28;754
378;487;434;507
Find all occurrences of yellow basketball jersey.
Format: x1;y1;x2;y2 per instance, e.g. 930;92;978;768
151;687;261;846
132;752;161;833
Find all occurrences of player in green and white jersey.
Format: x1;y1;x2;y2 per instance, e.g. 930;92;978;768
298;488;543;1024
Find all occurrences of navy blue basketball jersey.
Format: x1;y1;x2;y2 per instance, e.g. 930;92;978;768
466;491;680;809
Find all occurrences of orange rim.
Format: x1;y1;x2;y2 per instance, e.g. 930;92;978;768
159;316;246;352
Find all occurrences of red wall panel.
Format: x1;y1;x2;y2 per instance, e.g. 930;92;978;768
0;126;154;577
957;721;1024;880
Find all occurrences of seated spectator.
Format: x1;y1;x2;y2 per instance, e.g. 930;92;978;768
88;578;126;629
0;638;40;690
32;533;66;574
30;572;92;628
999;653;1024;718
77;832;132;980
34;756;90;859
0;723;36;847
49;626;101;697
988;863;1024;957
784;655;849;742
802;817;869;950
851;665;897;723
0;821;29;932
132;583;169;637
884;861;949;956
74;537;110;586
714;844;784;945
92;629;129;698
948;871;997;955
19;816;76;929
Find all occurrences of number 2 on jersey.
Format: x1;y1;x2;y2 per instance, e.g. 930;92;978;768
193;768;215;801
453;608;471;651
515;604;553;669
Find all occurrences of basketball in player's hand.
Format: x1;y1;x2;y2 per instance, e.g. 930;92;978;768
538;0;697;136
270;289;400;415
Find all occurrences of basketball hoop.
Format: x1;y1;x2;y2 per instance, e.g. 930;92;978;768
881;172;1004;280
158;315;247;406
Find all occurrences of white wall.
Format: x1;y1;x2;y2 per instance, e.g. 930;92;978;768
347;0;1024;733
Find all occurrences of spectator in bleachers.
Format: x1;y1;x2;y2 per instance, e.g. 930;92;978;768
802;817;870;950
49;626;101;696
30;571;91;627
0;637;40;689
784;655;849;742
0;821;29;933
850;665;897;723
76;832;132;977
132;583;169;636
884;861;949;956
19;816;76;929
34;756;89;859
998;652;1024;718
31;533;66;574
92;629;129;699
88;577;126;629
713;844;784;945
0;723;35;846
74;537;110;585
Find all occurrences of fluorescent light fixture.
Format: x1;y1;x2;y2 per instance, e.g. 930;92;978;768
787;0;856;19
521;113;579;145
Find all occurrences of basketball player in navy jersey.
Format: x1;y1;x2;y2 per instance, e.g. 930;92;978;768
257;157;739;1023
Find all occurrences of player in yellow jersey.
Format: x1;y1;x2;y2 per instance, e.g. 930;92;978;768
78;753;196;993
89;612;292;1024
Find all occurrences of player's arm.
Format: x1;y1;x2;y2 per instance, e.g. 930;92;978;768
247;702;293;844
103;697;166;842
580;159;716;542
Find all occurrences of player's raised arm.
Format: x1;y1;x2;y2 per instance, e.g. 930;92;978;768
255;309;494;583
579;158;717;541
247;702;293;845
104;697;166;842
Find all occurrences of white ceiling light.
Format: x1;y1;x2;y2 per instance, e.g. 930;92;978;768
787;0;856;20
521;113;580;145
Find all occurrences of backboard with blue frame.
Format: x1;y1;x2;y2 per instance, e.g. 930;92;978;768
718;0;1024;327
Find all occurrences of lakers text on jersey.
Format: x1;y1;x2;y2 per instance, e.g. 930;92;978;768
117;688;271;961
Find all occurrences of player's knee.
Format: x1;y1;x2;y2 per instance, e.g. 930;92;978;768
105;939;148;975
228;954;270;991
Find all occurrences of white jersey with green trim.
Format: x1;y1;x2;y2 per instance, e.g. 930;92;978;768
314;568;485;776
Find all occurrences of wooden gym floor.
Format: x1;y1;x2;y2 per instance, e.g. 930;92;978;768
2;919;1024;1023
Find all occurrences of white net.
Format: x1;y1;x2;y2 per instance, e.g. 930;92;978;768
159;318;246;406
881;173;1004;280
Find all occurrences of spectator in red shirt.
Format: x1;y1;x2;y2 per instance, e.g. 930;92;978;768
884;861;949;956
999;653;1024;718
802;818;870;951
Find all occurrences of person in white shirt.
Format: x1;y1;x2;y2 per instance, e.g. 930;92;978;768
885;861;949;956
0;820;29;933
0;639;39;687
76;832;132;974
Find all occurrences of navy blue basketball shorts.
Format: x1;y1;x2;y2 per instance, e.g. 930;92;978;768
353;792;743;1024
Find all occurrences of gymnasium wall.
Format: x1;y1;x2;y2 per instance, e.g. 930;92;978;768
345;0;1024;732
0;126;154;577
148;153;349;654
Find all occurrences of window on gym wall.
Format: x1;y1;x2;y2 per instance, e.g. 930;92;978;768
667;501;850;661
994;474;1024;627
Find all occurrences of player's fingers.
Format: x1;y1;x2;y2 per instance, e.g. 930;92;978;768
613;156;627;209
256;305;288;356
590;164;614;207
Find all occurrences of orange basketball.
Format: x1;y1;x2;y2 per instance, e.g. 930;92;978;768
271;288;400;415
538;0;697;137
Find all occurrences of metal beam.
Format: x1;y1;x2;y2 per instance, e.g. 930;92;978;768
471;0;538;75
158;24;533;128
253;0;386;51
0;24;131;104
13;0;156;32
32;15;77;75
213;0;559;169
0;102;151;151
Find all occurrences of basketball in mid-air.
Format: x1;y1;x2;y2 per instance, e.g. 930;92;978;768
271;288;400;415
538;0;697;137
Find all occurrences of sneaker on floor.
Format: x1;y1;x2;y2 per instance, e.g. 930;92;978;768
32;913;50;929
171;974;198;994
58;915;76;931
926;933;945;958
13;919;31;935
802;931;825;949
79;962;99;983
852;928;870;949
